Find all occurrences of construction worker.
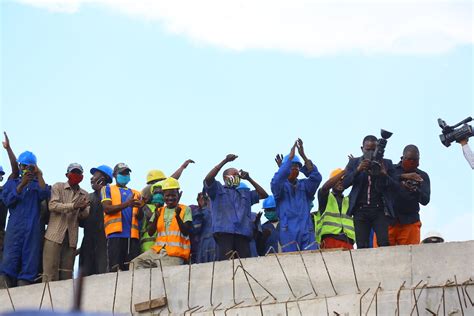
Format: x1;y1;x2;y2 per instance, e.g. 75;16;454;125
141;159;195;202
79;164;113;276
139;181;165;253
0;151;50;288
43;163;90;282
132;177;192;268
101;163;144;272
205;154;268;260
192;191;219;263
259;196;281;255
315;168;355;250
271;139;322;252
1;133;20;265
389;145;430;245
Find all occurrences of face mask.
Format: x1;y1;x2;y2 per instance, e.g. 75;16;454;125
67;173;84;185
224;175;240;187
264;211;278;222
117;174;131;186
151;193;164;205
402;159;419;172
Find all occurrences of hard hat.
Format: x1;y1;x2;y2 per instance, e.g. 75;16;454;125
0;165;4;176
161;177;180;191
330;168;343;179
282;154;302;167
90;165;113;184
146;169;167;184
236;182;250;191
263;196;276;209
150;180;165;193
421;231;444;244
113;163;131;175
17;151;37;165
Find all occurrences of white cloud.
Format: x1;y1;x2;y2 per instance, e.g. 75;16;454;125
15;0;473;56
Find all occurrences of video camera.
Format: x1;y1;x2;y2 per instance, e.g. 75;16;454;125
438;117;473;147
363;129;393;176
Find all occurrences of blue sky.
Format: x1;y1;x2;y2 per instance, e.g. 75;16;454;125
1;0;472;242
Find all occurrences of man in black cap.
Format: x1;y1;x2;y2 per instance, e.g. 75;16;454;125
101;163;144;271
43;163;90;282
79;165;113;276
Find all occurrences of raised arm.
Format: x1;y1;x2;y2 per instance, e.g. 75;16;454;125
3;132;19;179
204;154;238;186
239;170;268;199
320;169;346;194
170;159;195;180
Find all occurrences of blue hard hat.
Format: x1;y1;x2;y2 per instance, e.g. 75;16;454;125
90;165;113;183
0;165;4;175
262;195;276;209
236;182;250;191
282;154;302;167
17;151;37;165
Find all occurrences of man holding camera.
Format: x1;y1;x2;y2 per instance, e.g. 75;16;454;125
389;145;430;245
204;154;268;260
0;151;50;287
458;138;474;169
343;135;398;248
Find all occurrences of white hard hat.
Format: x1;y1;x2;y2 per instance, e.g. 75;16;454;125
421;231;444;244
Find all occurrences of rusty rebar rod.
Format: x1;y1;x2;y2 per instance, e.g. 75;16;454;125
348;249;361;294
112;269;119;315
3;278;15;311
210;259;216;306
234;265;277;300
224;300;244;316
454;275;465;316
364;282;381;316
259;296;269;316
395;280;406;316
319;250;337;296
187;260;192;309
410;281;426;316
158;259;172;313
359;288;371;316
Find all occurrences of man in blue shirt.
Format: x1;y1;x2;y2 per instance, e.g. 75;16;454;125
204;154;268;260
271;139;322;252
0;151;50;288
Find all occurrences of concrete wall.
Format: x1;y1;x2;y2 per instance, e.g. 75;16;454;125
1;241;473;315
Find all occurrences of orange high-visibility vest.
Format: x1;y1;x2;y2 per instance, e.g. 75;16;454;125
152;204;191;260
104;185;140;239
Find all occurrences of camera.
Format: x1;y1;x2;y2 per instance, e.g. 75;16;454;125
364;129;393;176
26;165;35;173
438;117;473;147
404;179;420;190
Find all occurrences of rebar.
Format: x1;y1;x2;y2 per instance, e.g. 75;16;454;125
158;259;171;313
210;259;216;306
234;265;277;300
348;249;361;293
112;269;119;315
130;262;135;314
410;281;427;316
364;282;381;316
395;281;406;316
359;288;371;316
454;275;465;316
3;278;15;311
259;296;269;316
320;250;337;295
273;251;296;298
224;300;244;316
187;260;192;309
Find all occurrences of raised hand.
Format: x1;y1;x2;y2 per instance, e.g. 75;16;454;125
2;132;10;149
239;170;250;180
225;154;238;162
296;138;305;156
182;159;195;168
289;142;297;160
275;154;283;167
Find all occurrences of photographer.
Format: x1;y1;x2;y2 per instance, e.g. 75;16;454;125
343;135;398;248
458;138;474;169
390;145;430;245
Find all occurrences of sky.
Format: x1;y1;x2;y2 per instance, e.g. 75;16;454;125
0;0;473;243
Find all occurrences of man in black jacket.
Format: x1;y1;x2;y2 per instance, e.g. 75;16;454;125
343;135;398;248
389;145;430;245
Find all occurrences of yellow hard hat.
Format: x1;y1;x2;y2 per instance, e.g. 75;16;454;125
150;180;165;194
161;177;180;191
146;169;166;184
330;168;343;179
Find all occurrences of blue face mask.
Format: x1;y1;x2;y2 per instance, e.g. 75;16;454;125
151;193;164;205
116;174;130;186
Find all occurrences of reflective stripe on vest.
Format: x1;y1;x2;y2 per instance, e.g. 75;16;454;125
315;193;355;243
151;204;191;260
103;185;140;239
140;204;157;253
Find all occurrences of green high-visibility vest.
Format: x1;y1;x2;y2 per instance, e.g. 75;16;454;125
314;193;355;243
140;204;158;253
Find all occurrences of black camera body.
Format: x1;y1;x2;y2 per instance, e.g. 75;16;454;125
364;129;393;176
405;179;420;189
438;117;473;147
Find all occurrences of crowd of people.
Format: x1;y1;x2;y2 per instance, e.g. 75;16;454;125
0;132;471;289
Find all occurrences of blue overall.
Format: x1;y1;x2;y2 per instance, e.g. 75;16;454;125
1;178;50;282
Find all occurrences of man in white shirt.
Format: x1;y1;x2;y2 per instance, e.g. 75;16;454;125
458;138;474;169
